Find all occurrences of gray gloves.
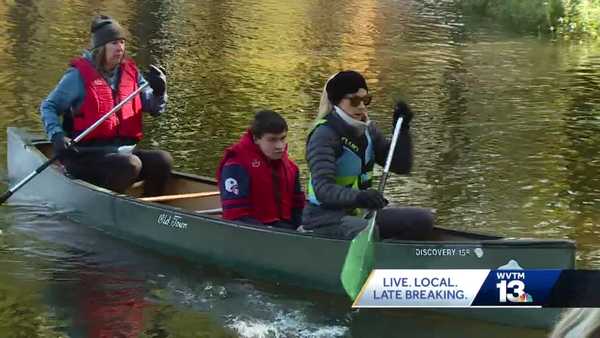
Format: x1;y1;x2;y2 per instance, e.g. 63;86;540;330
51;132;74;158
392;100;413;130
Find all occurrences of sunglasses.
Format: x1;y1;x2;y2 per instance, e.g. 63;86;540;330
345;94;372;107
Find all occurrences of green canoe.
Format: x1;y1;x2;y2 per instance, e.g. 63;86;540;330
5;127;575;328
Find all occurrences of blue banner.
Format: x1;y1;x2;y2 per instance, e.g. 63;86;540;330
471;270;562;306
353;269;600;308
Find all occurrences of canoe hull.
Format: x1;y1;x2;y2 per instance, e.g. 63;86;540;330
6;127;575;328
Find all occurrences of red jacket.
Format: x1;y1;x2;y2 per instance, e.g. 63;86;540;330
217;130;305;224
71;57;143;142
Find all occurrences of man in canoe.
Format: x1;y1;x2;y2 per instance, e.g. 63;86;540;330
217;110;305;229
302;70;434;239
40;15;172;196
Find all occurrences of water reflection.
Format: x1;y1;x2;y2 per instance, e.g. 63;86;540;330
62;268;146;337
561;51;600;268
7;203;238;337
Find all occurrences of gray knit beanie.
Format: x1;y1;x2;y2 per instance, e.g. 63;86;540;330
90;15;127;49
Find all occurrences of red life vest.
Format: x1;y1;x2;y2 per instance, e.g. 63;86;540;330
216;130;304;224
71;57;143;142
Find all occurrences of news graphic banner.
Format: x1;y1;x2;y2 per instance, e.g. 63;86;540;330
353;269;600;308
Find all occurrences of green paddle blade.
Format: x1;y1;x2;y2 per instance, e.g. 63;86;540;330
340;215;377;300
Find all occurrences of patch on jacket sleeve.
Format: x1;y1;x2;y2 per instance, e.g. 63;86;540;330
220;164;250;199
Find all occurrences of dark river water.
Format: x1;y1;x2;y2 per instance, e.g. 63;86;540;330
0;0;598;337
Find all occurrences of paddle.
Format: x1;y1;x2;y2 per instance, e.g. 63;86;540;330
340;117;404;300
0;83;149;205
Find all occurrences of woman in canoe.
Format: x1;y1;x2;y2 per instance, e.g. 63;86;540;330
217;110;305;229
39;15;172;196
302;70;434;239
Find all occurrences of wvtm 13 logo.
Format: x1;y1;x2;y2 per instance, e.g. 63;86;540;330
495;271;533;303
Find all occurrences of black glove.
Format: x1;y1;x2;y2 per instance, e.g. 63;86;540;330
355;189;388;209
51;132;74;158
392;100;413;130
144;64;167;97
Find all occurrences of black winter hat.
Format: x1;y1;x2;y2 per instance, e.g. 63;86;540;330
326;70;368;105
90;15;127;49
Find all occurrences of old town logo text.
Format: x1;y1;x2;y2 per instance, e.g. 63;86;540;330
157;213;188;229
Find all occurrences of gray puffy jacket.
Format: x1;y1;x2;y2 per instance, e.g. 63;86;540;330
302;112;413;229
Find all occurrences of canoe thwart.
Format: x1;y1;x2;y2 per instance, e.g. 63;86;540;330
195;208;223;215
139;191;220;202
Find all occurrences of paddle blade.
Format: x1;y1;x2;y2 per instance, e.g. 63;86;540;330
340;216;376;300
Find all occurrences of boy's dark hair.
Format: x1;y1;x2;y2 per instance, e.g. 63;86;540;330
251;110;288;138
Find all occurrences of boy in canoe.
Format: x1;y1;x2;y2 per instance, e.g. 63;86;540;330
39;15;172;196
217;110;305;229
302;70;434;239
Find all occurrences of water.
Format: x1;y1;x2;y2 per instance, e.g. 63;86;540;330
0;0;598;336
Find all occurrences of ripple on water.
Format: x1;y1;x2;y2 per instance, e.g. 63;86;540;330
226;311;349;338
151;275;351;338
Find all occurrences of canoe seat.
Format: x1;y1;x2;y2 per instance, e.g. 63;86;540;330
139;191;220;202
